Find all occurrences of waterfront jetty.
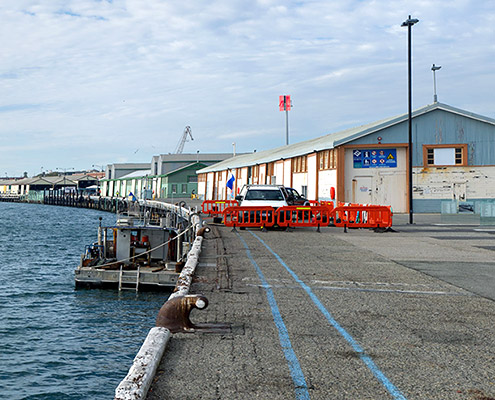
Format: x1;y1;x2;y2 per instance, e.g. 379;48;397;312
0;190;146;214
0;193;23;202
144;215;495;399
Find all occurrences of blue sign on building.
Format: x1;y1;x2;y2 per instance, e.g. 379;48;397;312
353;149;397;168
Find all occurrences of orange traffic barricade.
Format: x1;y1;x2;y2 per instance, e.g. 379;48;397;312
276;205;334;231
332;205;392;229
223;206;276;229
319;200;335;212
201;200;239;216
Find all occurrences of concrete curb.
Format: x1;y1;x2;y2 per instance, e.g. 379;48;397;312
114;232;204;399
114;327;171;400
170;235;203;300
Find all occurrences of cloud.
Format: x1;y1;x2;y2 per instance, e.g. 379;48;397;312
0;0;494;176
0;103;41;112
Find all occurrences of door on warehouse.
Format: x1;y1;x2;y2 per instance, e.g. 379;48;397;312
352;176;373;204
376;171;407;212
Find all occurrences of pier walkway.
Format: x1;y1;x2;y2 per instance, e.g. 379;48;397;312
147;215;495;400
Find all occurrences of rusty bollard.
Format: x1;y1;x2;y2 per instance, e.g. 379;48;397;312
156;294;231;334
156;295;208;333
196;226;211;237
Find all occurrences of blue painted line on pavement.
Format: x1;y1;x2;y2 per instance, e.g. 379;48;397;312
250;231;407;400
236;232;310;400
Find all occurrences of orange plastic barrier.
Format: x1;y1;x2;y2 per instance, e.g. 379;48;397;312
276;205;333;229
219;202;392;230
201;200;239;215
337;202;365;207
319;201;335;211
332;205;393;228
306;200;321;207
223;206;276;229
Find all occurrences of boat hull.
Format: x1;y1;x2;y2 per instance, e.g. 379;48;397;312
74;266;178;291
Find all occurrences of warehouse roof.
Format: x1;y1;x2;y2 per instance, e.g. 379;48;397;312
163;162;207;176
155;153;235;162
197;102;495;173
109;163;150;169
113;170;151;180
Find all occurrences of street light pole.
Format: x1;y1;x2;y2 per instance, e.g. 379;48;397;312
402;15;419;225
57;167;74;192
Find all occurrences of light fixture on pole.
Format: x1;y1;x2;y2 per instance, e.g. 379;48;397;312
56;167;74;191
401;15;419;225
431;64;441;103
279;95;291;145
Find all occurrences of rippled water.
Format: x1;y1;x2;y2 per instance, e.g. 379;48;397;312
0;203;169;399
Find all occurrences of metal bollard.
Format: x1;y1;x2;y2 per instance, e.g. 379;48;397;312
156;294;208;333
156;294;230;334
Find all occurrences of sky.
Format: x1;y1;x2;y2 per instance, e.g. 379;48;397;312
1;0;494;177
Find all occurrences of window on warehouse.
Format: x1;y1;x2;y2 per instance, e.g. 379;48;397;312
423;144;467;167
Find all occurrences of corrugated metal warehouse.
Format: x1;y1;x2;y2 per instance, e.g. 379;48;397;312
197;102;495;213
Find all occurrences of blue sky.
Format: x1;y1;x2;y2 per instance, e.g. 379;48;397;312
1;0;494;176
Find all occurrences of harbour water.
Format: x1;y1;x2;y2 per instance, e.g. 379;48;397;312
0;202;169;399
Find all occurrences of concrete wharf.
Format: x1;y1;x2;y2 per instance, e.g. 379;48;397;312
147;214;495;400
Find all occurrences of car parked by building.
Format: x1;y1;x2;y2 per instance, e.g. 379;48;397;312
235;184;309;208
236;185;289;208
284;187;309;206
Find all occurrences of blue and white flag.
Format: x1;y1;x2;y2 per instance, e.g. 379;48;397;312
226;173;235;191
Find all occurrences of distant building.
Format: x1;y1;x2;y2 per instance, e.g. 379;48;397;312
105;163;150;180
102;164;150;198
101;153;234;199
197;102;495;213
0;178;25;195
0;173;100;200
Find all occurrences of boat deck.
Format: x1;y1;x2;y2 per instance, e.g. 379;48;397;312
75;264;178;291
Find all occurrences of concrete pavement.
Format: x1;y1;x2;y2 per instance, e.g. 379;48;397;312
147;215;495;399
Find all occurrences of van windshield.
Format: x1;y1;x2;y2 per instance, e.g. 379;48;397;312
245;189;284;201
